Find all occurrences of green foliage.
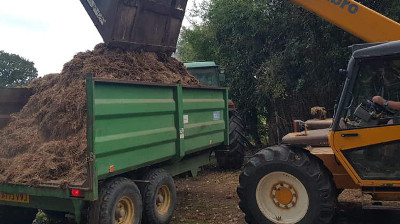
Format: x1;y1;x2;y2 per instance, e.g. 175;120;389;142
0;50;38;87
178;0;400;145
177;26;217;62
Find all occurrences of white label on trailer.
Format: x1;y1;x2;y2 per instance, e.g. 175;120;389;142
213;111;221;121
183;115;189;124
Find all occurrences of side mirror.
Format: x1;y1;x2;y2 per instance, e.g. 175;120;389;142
333;103;338;119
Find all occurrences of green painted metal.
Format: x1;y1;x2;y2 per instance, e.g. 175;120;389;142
92;80;178;178
175;85;185;159
184;61;217;68
86;76;97;201
0;194;80;213
92;79;228;178
0;77;228;218
162;150;211;177
182;87;227;155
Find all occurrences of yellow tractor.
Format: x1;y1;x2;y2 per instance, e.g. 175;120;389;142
237;0;400;223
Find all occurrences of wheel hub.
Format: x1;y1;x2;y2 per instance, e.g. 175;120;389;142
115;196;135;224
156;185;171;215
256;171;309;224
271;183;297;209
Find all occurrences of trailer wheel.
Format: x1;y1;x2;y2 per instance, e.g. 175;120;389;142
141;169;176;224
237;145;336;224
216;110;247;170
0;205;37;224
88;177;142;224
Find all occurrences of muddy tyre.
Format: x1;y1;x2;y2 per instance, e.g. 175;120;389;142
237;145;336;224
141;169;176;224
88;177;142;224
216;110;246;169
0;206;37;224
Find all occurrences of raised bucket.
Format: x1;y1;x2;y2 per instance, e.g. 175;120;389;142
80;0;188;52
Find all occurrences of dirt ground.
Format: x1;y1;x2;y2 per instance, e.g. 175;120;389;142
172;167;245;224
33;163;400;224
172;165;400;224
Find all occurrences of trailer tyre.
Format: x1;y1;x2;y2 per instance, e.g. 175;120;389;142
0;206;37;224
141;169;176;224
216;110;247;170
237;145;336;224
88;177;142;224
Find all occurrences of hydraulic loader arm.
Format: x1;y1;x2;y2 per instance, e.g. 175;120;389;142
290;0;400;42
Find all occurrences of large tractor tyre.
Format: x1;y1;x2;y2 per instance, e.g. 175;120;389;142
140;169;177;224
88;177;142;224
0;206;37;224
216;110;247;169
237;145;336;224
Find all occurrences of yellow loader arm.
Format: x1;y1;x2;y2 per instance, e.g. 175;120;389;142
290;0;400;42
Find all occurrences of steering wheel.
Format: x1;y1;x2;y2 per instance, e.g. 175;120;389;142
366;99;396;115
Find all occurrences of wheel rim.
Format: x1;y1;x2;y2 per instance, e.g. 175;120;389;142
256;171;309;224
115;196;135;224
156;185;171;215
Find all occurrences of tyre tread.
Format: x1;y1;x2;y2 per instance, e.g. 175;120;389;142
141;169;176;224
237;145;336;224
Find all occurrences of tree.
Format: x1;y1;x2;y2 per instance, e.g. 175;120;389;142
178;0;400;145
0;51;38;87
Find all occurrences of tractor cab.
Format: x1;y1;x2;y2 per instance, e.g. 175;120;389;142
184;61;226;87
330;41;400;184
238;41;400;224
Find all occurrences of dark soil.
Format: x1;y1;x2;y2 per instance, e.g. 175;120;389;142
172;168;245;224
0;44;199;186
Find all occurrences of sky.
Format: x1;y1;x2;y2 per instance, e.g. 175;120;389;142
0;0;199;76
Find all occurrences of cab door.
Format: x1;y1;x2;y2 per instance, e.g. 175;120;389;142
330;57;400;186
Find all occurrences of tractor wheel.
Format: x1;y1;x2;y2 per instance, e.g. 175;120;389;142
88;177;142;224
140;169;176;224
237;145;336;224
216;110;247;169
0;206;37;224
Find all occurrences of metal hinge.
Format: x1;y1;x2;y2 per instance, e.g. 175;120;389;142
87;152;95;162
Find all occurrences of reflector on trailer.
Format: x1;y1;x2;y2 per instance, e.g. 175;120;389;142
71;189;85;198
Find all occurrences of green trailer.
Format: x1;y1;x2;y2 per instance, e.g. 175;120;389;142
0;77;229;224
184;61;250;170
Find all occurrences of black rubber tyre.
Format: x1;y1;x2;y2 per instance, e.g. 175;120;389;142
140;169;176;224
237;145;336;224
88;177;142;224
0;206;37;224
216;110;247;169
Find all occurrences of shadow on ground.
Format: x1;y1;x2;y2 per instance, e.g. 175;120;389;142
333;202;400;224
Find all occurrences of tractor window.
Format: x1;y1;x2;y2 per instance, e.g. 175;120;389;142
343;141;400;180
186;67;220;87
338;57;400;130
